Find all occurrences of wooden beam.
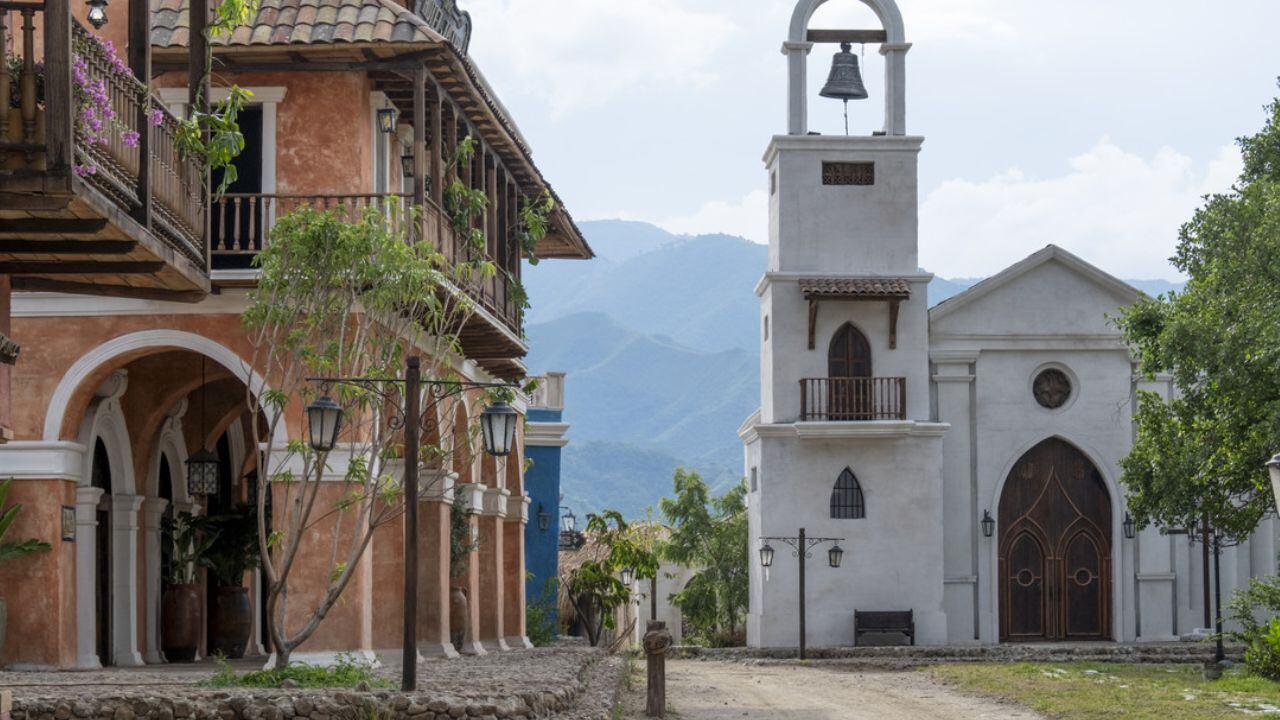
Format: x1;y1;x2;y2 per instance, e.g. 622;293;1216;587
413;63;427;243
42;0;73;180
889;299;900;350
0;260;165;274
0;218;109;234
808;299;819;351
807;29;888;44
0;239;135;254
189;0;209;116
11;277;206;303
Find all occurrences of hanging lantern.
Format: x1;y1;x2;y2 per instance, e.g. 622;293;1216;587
400;153;415;178
828;544;844;569
759;543;775;568
479;401;519;457
981;510;995;538
377;106;399;135
1123;512;1136;540
537;504;551;531
561;507;577;533
186;448;220;497
620;567;634;586
86;0;109;29
305;396;344;453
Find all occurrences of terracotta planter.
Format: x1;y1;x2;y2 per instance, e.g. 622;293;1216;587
4;107;46;171
209;585;253;659
162;583;201;663
449;586;468;650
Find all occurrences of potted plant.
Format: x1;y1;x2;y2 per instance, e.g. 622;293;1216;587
449;493;480;650
0;478;52;657
161;512;216;663
201;506;261;659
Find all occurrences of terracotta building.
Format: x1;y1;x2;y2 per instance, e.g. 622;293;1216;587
0;0;590;669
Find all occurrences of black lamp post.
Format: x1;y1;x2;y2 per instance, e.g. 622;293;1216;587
305;357;517;692
1123;512;1136;540
86;0;109;29
758;528;844;660
981;510;995;538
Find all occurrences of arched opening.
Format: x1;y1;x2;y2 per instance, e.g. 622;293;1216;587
998;438;1112;642
828;323;872;420
830;467;865;519
91;439;113;666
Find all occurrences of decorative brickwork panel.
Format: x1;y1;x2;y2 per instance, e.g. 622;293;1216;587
822;161;875;186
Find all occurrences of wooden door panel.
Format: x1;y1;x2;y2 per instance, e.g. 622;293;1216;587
1062;531;1108;639
1004;531;1046;639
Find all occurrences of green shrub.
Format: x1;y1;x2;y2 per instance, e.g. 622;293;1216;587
1228;576;1280;679
206;653;389;689
1245;618;1280;681
526;577;559;647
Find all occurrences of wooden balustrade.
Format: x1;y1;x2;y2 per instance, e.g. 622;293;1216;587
799;377;907;421
71;21;142;206
149;110;205;265
1;3;46;163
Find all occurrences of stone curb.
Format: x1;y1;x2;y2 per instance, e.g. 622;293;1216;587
671;643;1246;666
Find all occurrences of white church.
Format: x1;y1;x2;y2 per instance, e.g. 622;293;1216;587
741;0;1277;647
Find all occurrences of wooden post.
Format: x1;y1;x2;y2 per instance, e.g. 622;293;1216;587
42;0;73;181
403;356;421;691
643;620;673;718
412;65;426;245
189;0;209;269
128;0;152;227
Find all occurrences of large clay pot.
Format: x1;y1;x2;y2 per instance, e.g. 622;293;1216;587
449;586;468;650
162;583;201;663
209;585;253;659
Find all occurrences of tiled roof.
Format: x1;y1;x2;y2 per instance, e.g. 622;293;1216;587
799;277;912;298
152;0;441;49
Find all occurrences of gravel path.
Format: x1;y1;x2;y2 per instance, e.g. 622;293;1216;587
658;660;1043;719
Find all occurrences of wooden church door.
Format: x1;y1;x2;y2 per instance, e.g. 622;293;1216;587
827;323;872;419
998;438;1112;642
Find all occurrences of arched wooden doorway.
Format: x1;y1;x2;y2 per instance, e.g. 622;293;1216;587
828;323;872;419
91;439;113;665
998;438;1112;642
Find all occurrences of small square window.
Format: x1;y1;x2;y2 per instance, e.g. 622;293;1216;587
750;467;759;492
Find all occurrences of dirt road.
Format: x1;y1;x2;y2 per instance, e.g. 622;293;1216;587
657;660;1043;720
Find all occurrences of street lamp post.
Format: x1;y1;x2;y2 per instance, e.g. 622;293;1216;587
758;527;845;660
305;356;517;692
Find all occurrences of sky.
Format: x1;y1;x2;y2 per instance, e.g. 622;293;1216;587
464;0;1280;280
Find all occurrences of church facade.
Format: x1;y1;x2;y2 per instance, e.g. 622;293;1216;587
742;0;1277;648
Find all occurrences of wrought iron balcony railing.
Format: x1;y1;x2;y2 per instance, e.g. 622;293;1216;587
799;377;907;422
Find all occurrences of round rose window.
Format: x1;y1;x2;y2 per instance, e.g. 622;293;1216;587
1033;369;1072;410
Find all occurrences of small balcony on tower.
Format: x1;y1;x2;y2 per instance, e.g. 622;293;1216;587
799;376;906;422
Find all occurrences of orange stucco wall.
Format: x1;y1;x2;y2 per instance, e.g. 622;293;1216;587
0;479;76;668
1;275;11;440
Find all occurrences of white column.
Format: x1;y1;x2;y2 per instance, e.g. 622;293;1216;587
783;41;813;135
111;494;146;666
141;497;169;664
74;486;105;669
879;43;911;136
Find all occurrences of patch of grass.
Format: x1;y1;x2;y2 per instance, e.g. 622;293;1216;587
206;654;392;689
931;662;1280;719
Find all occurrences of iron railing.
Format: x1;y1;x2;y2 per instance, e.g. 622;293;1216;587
799;377;907;421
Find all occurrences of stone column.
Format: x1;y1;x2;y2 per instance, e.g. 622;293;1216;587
504;495;531;649
479;487;509;650
879;43;911;136
419;470;458;658
141;497;169;664
783;41;813;135
933;356;978;643
111;493;146;666
455;483;486;655
74;486;105;669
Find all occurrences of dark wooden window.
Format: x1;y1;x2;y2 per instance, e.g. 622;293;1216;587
822;162;875;186
829;323;872;378
831;467;865;519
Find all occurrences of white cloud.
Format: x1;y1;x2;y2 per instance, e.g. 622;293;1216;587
466;0;740;117
920;140;1242;279
655;190;770;243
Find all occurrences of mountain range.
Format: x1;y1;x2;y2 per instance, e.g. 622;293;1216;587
524;220;1184;518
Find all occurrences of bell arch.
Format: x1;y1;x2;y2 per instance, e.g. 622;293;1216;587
784;0;909;136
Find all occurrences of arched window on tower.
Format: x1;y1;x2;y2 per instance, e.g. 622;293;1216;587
831;467;865;519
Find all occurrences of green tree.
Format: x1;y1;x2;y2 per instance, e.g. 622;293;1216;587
1117;88;1280;541
660;469;748;644
561;510;657;647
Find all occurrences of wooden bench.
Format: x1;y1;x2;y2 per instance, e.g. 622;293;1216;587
854;610;915;646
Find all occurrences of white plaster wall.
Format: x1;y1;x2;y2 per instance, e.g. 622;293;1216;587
749;431;947;647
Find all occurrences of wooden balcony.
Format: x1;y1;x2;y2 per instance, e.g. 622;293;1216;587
799;377;907;422
0;2;208;301
210;192;527;378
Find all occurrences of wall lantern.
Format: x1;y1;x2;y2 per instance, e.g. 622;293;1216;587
1123;512;1136;540
479;402;519;457
759;543;775;568
305;396;344;453
620;567;634;586
1268;453;1280;518
981;510;995;538
186;356;221;497
537;503;551;531
377;105;399;135
86;0;109;29
61;506;76;542
561;507;577;533
828;544;844;569
400;153;415;179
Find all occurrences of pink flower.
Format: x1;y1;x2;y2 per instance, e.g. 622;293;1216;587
121;130;140;148
149;108;166;126
74;164;98;177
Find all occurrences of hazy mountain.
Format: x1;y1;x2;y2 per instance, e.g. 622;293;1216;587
524;219;1185;518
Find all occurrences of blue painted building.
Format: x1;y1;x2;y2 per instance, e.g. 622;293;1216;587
524;372;569;624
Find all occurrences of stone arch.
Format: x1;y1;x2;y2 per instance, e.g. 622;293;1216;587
788;0;905;44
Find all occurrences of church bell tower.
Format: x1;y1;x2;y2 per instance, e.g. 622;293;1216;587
743;0;950;649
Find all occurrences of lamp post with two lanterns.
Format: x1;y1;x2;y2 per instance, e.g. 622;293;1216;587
304;356;519;692
758;528;844;660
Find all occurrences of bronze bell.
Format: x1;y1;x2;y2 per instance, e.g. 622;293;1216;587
820;43;869;101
